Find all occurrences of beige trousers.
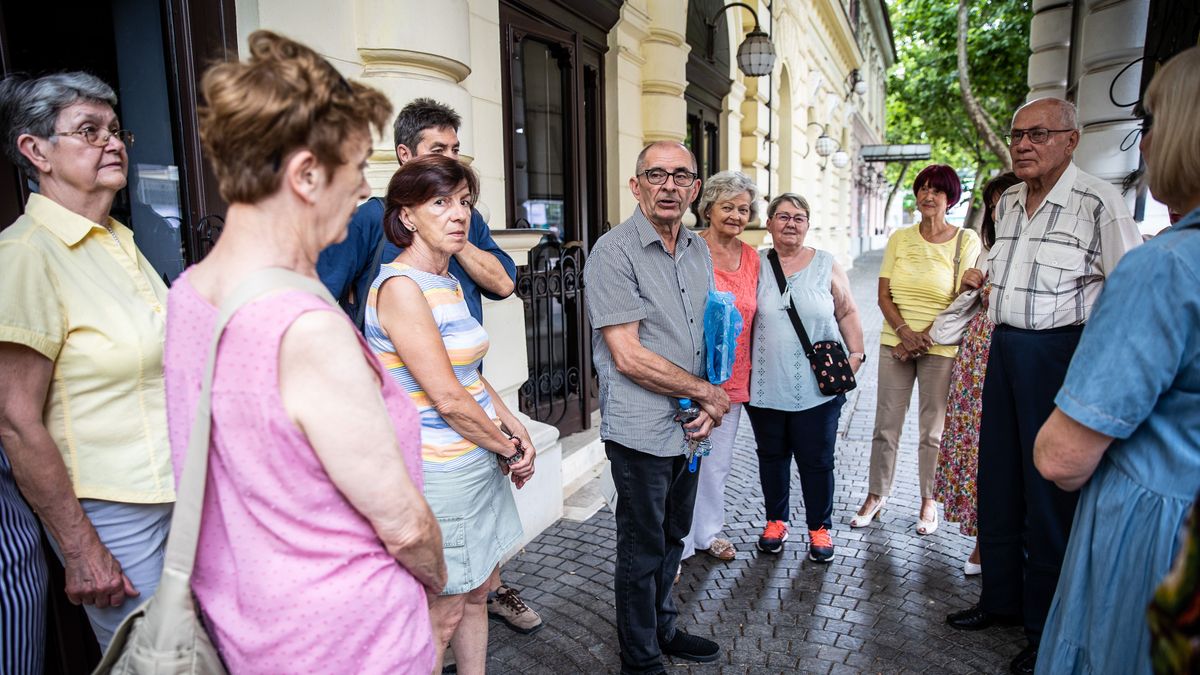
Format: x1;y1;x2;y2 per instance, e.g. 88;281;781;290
868;346;955;499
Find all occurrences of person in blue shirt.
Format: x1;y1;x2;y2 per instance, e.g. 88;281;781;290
316;98;543;638
1032;46;1200;675
318;98;516;327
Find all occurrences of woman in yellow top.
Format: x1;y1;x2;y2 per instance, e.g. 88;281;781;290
0;73;173;651
852;164;981;535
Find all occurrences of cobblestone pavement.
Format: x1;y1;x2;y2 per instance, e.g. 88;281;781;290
485;248;1024;674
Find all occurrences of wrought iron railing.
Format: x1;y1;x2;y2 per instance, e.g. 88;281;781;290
515;234;593;434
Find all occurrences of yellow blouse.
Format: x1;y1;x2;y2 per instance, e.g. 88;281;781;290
0;193;173;503
878;224;982;359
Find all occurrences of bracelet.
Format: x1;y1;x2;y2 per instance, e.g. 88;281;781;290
893;323;909;333
503;446;525;467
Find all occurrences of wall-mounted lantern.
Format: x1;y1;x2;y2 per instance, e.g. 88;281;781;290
844;69;868;100
707;2;776;77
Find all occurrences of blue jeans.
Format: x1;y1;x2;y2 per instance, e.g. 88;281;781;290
605;441;699;674
746;396;844;530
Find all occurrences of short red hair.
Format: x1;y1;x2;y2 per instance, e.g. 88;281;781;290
912;164;962;207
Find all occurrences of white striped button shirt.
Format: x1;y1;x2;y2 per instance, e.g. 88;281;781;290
585;207;714;457
987;163;1142;330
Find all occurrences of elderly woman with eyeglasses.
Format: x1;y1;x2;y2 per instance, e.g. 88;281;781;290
679;170;759;566
0;73;173;650
746;194;865;562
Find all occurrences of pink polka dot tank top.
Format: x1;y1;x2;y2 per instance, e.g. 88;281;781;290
163;272;434;674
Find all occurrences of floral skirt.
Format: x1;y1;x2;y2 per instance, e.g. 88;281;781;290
934;291;993;537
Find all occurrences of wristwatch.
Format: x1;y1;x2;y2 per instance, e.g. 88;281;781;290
849;352;867;363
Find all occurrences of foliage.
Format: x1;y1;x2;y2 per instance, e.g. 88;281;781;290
885;0;1033;211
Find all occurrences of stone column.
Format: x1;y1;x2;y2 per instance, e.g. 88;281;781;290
641;0;688;143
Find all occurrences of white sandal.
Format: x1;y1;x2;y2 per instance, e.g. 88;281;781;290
917;508;939;535
850;497;886;528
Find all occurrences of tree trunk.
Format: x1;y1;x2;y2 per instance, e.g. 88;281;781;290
884;161;912;227
958;0;1012;170
963;160;988;233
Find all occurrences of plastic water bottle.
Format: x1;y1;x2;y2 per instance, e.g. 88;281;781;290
676;398;713;473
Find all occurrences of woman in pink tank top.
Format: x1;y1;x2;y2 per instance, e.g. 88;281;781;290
161;32;444;673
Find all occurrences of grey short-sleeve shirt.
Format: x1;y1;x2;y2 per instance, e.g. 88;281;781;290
584;207;714;456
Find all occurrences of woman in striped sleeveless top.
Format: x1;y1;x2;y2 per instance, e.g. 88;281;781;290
368;154;536;675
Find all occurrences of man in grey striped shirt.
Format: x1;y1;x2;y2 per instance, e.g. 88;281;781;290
946;98;1141;675
585;141;730;674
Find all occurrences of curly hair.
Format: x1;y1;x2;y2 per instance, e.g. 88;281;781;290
198;30;392;204
699;171;759;224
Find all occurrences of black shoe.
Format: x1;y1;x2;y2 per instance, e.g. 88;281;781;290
1009;645;1037;674
659;630;720;663
946;605;1020;631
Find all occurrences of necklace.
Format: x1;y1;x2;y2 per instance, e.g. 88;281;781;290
102;222;121;247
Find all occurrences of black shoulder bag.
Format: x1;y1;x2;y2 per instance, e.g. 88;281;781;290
768;249;857;396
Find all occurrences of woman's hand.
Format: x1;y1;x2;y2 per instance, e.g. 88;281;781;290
896;325;931;354
64;539;138;609
849;353;865;374
891;344;913;362
960;268;986;290
499;436;537;489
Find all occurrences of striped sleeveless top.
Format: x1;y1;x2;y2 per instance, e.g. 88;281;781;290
366;262;495;472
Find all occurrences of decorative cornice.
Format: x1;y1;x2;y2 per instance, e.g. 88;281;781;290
358;48;471;83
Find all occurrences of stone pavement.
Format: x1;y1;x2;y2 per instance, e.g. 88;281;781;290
485;248;1025;674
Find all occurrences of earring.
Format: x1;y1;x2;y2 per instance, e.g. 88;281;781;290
406;225;417;232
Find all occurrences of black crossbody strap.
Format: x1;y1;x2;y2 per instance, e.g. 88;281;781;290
767;248;816;358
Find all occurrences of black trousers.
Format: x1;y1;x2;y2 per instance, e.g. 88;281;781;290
605;441;700;674
746;396;844;530
977;324;1083;644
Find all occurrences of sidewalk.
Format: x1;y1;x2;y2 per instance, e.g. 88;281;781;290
486;249;1024;674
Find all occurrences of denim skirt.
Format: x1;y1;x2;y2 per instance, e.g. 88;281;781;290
423;452;523;595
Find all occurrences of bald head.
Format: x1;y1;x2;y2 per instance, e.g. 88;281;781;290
636;141;697;175
1012;98;1078;131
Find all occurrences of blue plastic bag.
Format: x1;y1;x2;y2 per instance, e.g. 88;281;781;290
704;289;743;385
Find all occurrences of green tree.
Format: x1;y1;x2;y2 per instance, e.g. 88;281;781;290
884;0;1032;224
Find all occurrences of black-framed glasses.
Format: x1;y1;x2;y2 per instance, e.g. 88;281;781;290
771;213;809;224
1004;128;1074;145
52;125;134;148
640;168;699;187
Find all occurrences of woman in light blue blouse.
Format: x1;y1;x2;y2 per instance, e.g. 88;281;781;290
1032;46;1200;675
746;193;865;562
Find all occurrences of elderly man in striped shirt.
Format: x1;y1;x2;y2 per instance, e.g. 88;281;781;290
584;141;730;675
946;98;1142;675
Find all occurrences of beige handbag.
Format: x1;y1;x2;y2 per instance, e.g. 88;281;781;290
930;231;980;346
94;268;335;674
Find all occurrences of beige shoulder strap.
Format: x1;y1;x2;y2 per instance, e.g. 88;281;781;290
163;268;336;576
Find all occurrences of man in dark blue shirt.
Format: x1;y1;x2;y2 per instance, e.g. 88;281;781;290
317;98;516;326
316;99;542;637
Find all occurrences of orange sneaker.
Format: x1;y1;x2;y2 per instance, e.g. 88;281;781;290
757;520;788;554
808;526;835;562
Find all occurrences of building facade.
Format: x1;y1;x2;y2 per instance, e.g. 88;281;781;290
0;0;893;555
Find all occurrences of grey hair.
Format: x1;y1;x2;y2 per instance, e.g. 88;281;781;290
0;72;117;182
634;140;696;175
767;192;811;218
698;170;759;222
1014;97;1079;131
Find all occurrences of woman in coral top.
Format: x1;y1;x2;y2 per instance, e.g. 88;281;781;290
681;171;759;565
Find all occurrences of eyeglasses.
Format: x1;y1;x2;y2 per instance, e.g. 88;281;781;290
771;213;809;224
52;125;134;148
1004;128;1074;145
639;168;699;187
